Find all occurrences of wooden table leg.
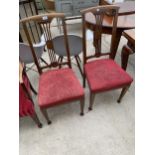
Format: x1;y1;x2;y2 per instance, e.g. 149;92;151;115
110;30;122;59
93;31;102;55
121;44;134;70
92;30;122;59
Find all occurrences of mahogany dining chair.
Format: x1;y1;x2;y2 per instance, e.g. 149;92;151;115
20;13;85;124
81;5;133;110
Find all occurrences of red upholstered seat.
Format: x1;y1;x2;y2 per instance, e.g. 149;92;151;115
85;59;133;93
38;68;84;108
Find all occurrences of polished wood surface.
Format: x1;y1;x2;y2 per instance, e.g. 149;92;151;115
100;1;135;15
83;2;135;59
123;29;135;45
85;13;134;29
115;1;135;15
85;1;135;29
121;29;135;70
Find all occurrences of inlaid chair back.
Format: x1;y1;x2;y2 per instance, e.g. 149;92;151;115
81;5;119;64
20;13;71;74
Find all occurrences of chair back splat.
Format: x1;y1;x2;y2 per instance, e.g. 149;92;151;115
81;5;119;64
20;13;71;74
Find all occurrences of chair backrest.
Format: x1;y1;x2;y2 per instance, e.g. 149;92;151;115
81;5;119;64
20;13;71;74
19;0;43;43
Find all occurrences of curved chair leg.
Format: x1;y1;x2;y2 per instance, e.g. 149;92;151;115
117;85;131;103
40;108;52;125
75;55;83;77
23;67;37;95
88;92;95;111
80;98;85;116
121;45;134;70
30;112;43;128
40;57;49;66
29;82;37;95
77;55;81;62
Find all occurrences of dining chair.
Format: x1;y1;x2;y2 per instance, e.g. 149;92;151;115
20;13;85;124
81;5;133;110
19;62;42;128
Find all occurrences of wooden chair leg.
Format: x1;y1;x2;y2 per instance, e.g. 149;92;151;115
117;85;130;103
58;56;61;65
80;98;85;116
40;108;51;125
83;73;86;88
30;112;43;128
29;81;37;95
77;55;81;62
88;92;95;111
121;45;134;70
75;55;83;78
59;56;63;68
40;57;49;66
44;47;46;52
24;68;37;95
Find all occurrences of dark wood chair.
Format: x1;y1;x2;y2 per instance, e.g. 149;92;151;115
81;5;133;110
20;13;85;124
121;29;135;70
19;62;42;128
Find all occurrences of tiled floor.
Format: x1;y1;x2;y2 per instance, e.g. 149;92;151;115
19;20;135;155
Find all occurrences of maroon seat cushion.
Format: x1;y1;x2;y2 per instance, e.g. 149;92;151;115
85;59;133;93
38;68;84;108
